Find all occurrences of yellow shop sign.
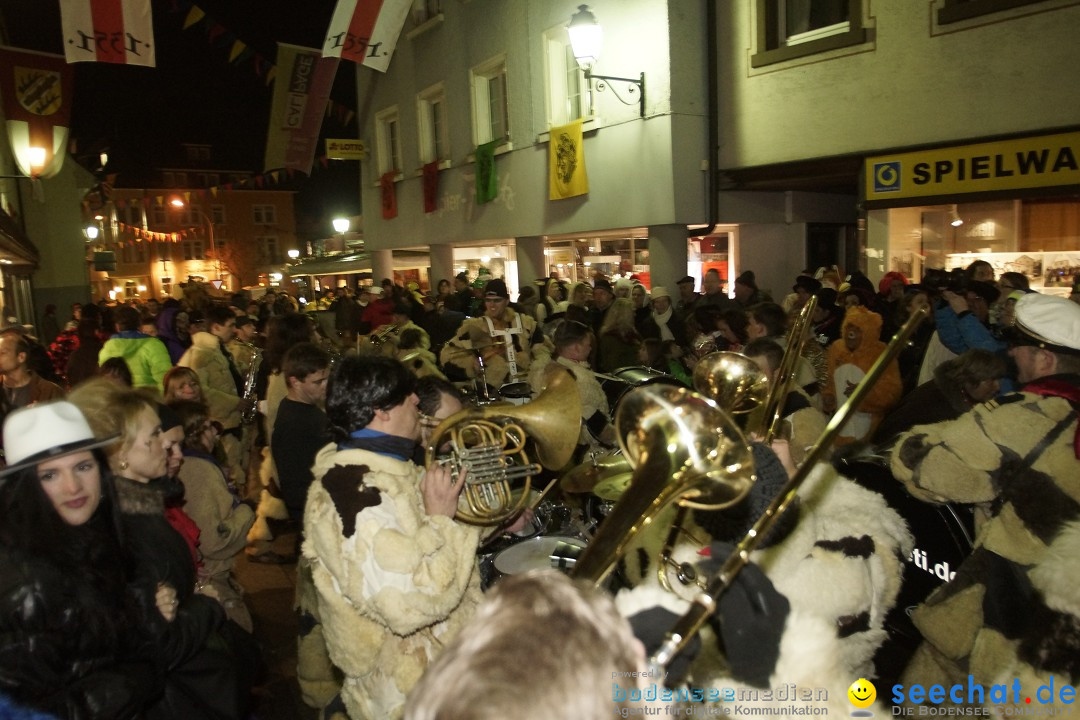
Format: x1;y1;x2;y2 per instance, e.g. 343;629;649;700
865;131;1080;201
326;139;367;160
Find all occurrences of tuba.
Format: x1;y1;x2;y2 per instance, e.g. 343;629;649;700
570;384;755;586
425;365;580;525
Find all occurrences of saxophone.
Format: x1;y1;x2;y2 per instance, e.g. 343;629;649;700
240;344;263;425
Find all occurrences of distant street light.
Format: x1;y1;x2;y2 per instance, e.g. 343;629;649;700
170;198;221;285
288;248;300;260
85;225;99;240
332;217;350;235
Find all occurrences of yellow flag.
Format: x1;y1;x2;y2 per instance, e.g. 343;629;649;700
549;119;588;200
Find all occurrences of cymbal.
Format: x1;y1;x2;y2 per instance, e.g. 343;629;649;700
560;453;630;494
592;473;634;501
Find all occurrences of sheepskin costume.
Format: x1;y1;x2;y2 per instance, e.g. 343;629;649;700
618;461;912;713
891;384;1080;701
303;445;482;720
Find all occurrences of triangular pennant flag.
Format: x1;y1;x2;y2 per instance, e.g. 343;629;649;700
183;5;205;29
549;119;589;200
475;140;498;205
229;40;246;62
380;171;397;219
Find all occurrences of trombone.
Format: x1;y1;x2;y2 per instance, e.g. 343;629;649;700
647;305;929;674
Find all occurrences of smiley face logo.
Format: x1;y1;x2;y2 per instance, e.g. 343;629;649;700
848;678;876;711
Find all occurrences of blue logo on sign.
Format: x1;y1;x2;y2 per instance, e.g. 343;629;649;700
873;161;901;193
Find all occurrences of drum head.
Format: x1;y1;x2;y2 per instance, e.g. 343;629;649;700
601;366;678;415
492;536;587;575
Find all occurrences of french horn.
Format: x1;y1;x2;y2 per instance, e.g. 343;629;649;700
425;365;581;526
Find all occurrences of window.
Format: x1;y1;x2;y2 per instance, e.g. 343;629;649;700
544;27;590;126
470;55;510;146
210;204;226;226
208;173;220;186
258;236;281;264
151;204;166;226
752;0;865;68
252;205;277;225
174;172;188;187
411;0;441;24
375;106;403;176
417;84;449;165
125;203;143;227
937;0;1051;24
121;243;149;264
162;172;175;186
182;238;205;261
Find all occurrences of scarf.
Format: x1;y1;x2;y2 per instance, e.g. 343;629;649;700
652;306;674;342
339;428;416;462
1022;377;1080;459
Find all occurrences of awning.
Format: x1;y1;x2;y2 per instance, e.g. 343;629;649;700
0;212;38;266
285;251;371;276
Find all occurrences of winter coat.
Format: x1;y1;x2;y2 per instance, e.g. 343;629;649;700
178;332;242;430
98;333;172;391
303;445;482;719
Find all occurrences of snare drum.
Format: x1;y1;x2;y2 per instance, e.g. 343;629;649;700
492;536;588;577
600;366;678;414
498;381;532;406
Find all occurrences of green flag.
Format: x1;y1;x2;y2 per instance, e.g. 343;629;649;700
475;140;499;204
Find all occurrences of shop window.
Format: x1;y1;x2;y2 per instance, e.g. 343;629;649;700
417;84;449;165
937;0;1051;24
543;26;590;126
751;0;866;68
375;106;403;177
471;55;510;146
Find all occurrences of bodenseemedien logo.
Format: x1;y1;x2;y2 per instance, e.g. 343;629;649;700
850;678;877;717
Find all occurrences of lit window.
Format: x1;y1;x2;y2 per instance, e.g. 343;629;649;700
752;0;865;67
417;84;449;164
544;26;590;126
470;55;510;146
182;238;205;261
375;106;403;176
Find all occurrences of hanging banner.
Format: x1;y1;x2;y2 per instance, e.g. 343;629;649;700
60;0;156;66
264;43;340;175
0;46;74;179
475;140;498;205
322;0;412;72
422;160;439;213
380;171;398;219
548;119;589;200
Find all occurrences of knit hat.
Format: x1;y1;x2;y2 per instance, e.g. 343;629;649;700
792;276;822;294
735;271;758;290
593;279;614;295
676;275;695;286
651;286;670;301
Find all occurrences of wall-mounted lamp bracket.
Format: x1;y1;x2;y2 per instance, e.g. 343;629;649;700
584;70;645;118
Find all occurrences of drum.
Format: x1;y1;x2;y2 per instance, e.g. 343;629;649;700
600;366;678;414
498;381;532;406
492;536;587;576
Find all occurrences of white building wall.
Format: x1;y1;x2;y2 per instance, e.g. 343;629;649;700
356;0;710;252
717;1;1080;169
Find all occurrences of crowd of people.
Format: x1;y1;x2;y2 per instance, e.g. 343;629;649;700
0;262;1077;719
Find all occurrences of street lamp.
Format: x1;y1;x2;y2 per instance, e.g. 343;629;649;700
568;5;646;117
332;217;350;235
170;198;221;287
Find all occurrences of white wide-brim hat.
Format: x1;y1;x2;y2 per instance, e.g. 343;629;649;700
0;401;119;478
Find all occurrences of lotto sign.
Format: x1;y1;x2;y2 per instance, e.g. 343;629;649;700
60;0;155;66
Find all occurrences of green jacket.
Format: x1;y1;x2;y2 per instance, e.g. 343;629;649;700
98;333;171;391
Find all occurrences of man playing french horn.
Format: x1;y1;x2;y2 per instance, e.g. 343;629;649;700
440;278;546;388
302;355;528;720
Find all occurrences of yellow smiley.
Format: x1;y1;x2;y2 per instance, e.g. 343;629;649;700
848;678;877;708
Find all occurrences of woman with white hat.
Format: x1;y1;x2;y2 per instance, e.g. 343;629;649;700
0;400;163;717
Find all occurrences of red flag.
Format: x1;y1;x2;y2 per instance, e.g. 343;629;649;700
0;46;74;178
60;0;155;66
322;0;411;72
380;171;397;219
422;161;439;214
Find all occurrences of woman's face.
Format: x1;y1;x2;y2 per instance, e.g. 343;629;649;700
717;320;738;345
973;264;995;283
631;286;646;309
170;374;201;401
38;450;101;526
438;280;450;294
119;405;167;483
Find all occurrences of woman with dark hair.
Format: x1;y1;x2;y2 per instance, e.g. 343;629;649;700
0;401;161;719
716;307;750;353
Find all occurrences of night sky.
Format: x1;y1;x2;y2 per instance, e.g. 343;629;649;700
2;0;362;236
